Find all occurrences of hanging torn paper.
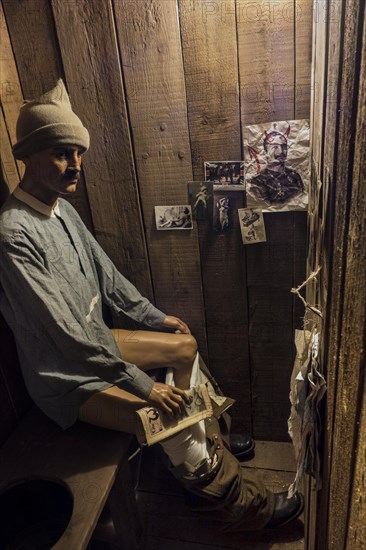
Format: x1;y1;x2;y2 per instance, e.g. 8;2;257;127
288;329;327;497
244;119;310;212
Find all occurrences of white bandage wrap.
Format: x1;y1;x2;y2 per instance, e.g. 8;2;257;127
159;353;209;467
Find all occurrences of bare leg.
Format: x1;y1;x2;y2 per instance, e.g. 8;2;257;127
78;330;197;432
111;329;197;390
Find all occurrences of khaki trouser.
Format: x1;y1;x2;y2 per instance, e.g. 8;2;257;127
170;414;275;531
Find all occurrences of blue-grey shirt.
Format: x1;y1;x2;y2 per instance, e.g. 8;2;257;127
0;187;166;429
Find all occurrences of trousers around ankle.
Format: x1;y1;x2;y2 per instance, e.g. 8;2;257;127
172;415;275;531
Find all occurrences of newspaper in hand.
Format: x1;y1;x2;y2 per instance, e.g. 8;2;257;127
136;383;213;446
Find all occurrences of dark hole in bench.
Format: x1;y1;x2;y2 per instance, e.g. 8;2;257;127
0;478;73;550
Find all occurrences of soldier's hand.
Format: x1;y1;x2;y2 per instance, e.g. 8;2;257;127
160;315;191;334
148;382;189;417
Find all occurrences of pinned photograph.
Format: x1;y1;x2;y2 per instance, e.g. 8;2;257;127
204;161;244;190
244;119;310;211
155;205;193;230
188;181;214;220
213;194;232;233
238;208;267;244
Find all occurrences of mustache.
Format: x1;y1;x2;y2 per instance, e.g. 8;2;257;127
64;170;80;180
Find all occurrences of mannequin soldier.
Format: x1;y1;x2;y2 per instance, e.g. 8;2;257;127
0;80;303;532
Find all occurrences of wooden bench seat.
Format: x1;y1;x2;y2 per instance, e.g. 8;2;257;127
0;406;142;550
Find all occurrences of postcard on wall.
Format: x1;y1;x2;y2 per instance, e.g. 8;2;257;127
238;208;267;245
243;119;310;212
204;161;244;190
213;194;232;234
155;205;193;230
188;181;214;220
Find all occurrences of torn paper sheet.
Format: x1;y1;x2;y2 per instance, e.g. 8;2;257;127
244;119;310;212
288;329;327;497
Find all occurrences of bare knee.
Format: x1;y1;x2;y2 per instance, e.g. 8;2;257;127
175;334;198;365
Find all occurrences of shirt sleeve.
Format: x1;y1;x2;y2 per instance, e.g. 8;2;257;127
0;233;154;399
85;228;167;328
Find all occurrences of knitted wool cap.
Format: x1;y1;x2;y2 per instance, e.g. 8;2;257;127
12;79;90;160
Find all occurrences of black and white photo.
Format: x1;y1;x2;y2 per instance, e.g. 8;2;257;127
188;181;214;220
204;161;244;190
238;208;267;244
155;205;193;230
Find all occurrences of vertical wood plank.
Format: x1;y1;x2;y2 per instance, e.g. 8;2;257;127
237;0;295;124
293;0;312;351
325;0;365;546
307;0;366;548
246;214;295;441
323;0;343;181
2;0;94;231
237;1;297;440
311;0;328;180
0;1;24;185
0;107;18;194
311;2;344;548
178;0;251;431
295;0;313;120
50;0;154;300
345;18;366;547
346;382;366;549
113;0;207;352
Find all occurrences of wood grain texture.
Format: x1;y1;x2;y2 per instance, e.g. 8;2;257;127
113;0;207;351
51;0;154;300
345;21;366;548
323;0;343;181
237;0;295;124
0;1;24;185
2;0;93;231
246;212;297;441
295;0;313;120
346;380;366;550
325;1;364;547
0;106;18;193
238;3;304;441
0;406;134;549
306;1;366;549
178;0;250;431
311;0;328;181
310;2;344;548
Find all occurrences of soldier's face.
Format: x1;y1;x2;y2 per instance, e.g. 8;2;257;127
25;145;83;196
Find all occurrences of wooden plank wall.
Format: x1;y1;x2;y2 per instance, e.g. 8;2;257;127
0;2;32;444
0;0;312;444
306;0;366;548
237;0;309;439
177;0;251;431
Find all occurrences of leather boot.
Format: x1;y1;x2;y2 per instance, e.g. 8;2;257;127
265;491;304;528
229;433;255;460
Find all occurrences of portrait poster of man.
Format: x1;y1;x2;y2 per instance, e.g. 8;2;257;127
243;119;310;211
188;181;214;220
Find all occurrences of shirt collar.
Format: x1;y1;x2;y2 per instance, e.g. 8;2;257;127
13;185;59;218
